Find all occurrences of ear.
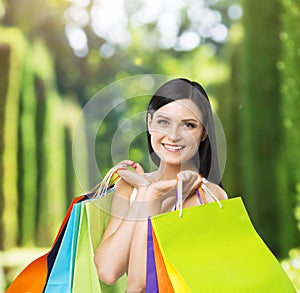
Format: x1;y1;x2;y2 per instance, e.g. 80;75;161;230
147;113;153;134
201;129;208;141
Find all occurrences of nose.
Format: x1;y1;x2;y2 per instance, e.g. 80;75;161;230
167;124;181;142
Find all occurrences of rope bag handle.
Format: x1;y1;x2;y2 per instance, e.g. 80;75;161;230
88;163;127;199
176;175;223;218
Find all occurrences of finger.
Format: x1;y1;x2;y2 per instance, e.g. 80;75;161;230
158;179;177;191
152;179;177;197
178;172;202;197
132;162;145;174
191;175;203;191
116;160;135;169
178;170;194;180
117;169;150;187
178;171;197;184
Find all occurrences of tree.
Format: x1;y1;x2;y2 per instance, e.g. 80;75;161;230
240;0;298;256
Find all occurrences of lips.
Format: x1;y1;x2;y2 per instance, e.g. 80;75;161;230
163;143;185;152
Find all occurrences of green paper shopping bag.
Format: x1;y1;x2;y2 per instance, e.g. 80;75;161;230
150;197;296;293
72;192;127;293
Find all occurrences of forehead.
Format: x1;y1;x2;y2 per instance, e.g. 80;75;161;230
154;99;203;121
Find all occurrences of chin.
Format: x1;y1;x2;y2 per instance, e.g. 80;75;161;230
160;155;190;167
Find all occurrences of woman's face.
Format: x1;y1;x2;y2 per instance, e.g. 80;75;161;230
148;99;205;168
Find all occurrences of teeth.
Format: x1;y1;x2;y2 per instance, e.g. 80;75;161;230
164;144;184;151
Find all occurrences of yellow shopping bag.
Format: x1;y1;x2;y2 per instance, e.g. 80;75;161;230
149;197;296;293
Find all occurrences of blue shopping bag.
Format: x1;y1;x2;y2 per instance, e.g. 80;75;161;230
44;202;82;293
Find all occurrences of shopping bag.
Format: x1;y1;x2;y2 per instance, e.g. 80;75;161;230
149;197;296;293
44;202;82;292
146;218;175;293
72;192;127;293
6;164;125;293
5;195;86;293
146;218;159;292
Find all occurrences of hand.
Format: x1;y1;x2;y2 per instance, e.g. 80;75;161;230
117;168;177;201
177;170;203;202
116;160;145;175
117;168;202;203
116;166;177;217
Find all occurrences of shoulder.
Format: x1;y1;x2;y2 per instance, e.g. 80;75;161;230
204;181;228;200
114;178;134;199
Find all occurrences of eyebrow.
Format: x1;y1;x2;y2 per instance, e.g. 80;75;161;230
155;114;200;123
181;118;199;123
156;114;171;120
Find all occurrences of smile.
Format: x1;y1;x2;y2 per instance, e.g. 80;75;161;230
163;144;185;151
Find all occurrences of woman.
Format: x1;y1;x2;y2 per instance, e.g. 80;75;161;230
94;78;227;292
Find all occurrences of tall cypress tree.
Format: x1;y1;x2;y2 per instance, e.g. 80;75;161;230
277;0;300;254
0;28;25;249
241;0;282;255
0;43;11;250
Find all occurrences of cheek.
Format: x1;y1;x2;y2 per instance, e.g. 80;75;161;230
150;130;165;146
184;131;202;147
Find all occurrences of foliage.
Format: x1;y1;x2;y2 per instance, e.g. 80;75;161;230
279;0;300;242
281;248;300;292
0;28;86;250
0;27;25;249
63;0;237;57
241;0;284;255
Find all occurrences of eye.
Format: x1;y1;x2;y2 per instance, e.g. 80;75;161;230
182;122;197;129
157;119;169;126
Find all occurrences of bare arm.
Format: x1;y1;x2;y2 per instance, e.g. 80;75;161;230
203;181;228;201
94;168;173;284
94;171;177;290
94;179;139;285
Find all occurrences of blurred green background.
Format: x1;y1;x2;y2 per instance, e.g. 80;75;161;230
0;0;300;291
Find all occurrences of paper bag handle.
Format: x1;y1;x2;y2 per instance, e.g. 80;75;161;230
176;175;223;217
